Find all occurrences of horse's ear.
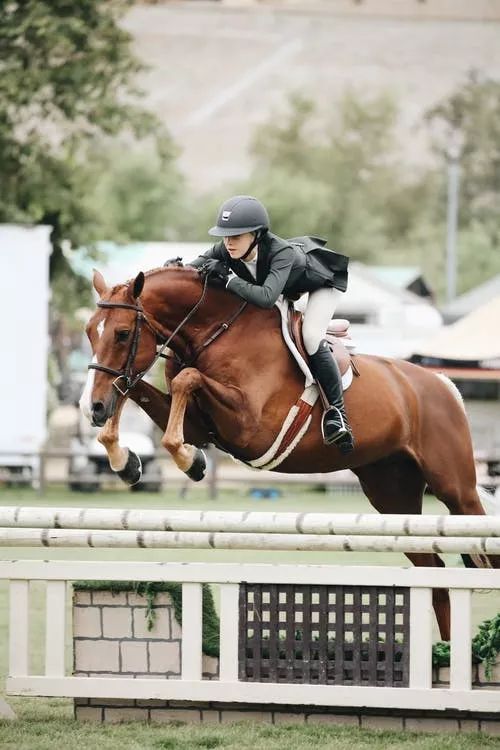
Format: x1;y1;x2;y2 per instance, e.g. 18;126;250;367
131;272;145;299
93;269;107;297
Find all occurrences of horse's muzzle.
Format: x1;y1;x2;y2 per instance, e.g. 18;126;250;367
90;388;118;427
91;400;108;427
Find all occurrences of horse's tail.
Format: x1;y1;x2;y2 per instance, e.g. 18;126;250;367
477;483;500;515
435;372;466;412
434;372;500;516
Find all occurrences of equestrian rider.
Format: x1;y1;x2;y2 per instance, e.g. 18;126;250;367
189;195;354;452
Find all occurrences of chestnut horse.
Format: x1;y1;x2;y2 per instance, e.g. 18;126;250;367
81;265;498;641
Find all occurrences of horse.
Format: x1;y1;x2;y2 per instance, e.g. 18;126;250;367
81;264;499;641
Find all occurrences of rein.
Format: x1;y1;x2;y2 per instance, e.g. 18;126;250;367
88;274;247;396
185;300;247;366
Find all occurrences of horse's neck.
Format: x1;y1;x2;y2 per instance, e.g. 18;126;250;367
143;271;249;349
144;272;295;387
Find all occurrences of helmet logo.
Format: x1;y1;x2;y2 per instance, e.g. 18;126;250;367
221;210;231;221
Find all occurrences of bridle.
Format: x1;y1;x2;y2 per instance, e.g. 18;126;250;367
88;274;246;397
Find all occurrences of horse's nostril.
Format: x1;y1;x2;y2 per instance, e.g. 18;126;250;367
92;401;105;416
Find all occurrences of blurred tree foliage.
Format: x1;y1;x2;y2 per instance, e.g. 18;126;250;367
85;142;185;245
0;0;182;316
190;82;500;299
0;0;183;400
190;91;442;276
426;72;500;294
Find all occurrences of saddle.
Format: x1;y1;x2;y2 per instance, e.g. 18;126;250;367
287;305;355;379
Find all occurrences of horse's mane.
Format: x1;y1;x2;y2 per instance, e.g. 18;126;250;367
109;264;199;296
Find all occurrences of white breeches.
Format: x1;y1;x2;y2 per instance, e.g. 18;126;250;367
302;287;343;356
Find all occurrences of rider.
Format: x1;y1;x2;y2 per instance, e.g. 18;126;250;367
189;195;354;452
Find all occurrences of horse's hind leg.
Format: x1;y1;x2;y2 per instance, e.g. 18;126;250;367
417;423;500;569
353;453;451;641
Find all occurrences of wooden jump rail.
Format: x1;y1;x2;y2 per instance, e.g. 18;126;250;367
1;506;500;535
1;527;500;554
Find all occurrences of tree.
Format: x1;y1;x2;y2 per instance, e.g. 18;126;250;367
191;84;500;299
86;143;185;244
0;0;180;305
426;72;500;292
0;1;183;399
191;91;439;267
426;71;500;232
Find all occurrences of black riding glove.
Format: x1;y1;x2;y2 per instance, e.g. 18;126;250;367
199;259;231;287
163;256;183;267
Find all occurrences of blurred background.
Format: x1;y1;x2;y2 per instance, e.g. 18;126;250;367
1;0;500;495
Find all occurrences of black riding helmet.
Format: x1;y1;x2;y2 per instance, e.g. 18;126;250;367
209;195;270;237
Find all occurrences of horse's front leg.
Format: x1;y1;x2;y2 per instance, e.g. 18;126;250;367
96;394;142;486
161;368;208;481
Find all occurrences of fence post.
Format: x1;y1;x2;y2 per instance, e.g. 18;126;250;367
181;582;203;680
409;587;433;689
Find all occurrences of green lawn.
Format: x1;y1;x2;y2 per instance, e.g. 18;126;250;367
0;484;499;748
3;706;500;750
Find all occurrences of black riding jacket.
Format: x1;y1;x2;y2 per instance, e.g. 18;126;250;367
190;233;349;309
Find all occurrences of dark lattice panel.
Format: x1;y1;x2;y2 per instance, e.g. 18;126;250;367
238;584;410;687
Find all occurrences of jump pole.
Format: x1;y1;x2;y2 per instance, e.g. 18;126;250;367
0;527;499;554
0;507;499;537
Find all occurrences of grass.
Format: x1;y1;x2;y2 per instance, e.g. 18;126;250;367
2;704;500;750
0;484;499;748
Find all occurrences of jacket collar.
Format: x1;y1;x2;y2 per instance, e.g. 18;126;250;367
219;245;255;283
230;258;255;283
220;241;262;284
256;233;272;284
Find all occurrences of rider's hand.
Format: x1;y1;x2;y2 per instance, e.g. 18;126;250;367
199;259;231;286
163;256;183;267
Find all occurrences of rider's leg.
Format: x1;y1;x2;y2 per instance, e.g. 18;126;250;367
302;288;354;451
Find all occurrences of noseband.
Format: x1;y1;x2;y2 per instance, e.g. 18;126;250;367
88;275;246;397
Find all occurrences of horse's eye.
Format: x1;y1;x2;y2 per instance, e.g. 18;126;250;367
116;329;130;343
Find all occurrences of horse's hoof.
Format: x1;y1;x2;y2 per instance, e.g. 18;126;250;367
185;449;207;482
117;449;143;486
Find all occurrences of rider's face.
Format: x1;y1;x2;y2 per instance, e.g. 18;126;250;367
223;232;256;260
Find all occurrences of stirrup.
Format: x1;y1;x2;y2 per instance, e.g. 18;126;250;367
321;407;354;449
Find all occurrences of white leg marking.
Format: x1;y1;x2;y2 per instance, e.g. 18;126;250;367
79;356;96;422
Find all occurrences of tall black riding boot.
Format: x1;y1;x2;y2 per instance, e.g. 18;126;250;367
309;340;354;452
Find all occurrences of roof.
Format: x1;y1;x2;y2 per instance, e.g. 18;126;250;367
442;274;500;321
370;266;421;288
412;295;500;363
70;241;208;286
336;262;441;327
370;265;434;299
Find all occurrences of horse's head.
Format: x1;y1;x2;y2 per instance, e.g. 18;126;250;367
80;269;159;426
81;264;249;426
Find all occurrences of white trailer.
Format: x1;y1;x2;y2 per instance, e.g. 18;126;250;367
0;224;51;482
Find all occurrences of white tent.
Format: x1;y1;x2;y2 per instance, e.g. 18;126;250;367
413;295;500;364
